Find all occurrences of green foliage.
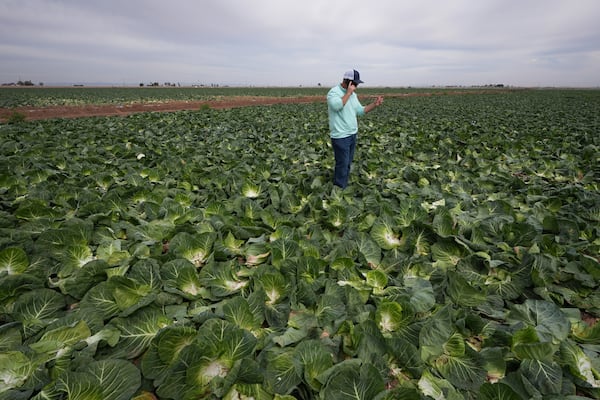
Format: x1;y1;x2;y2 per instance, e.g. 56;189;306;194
5;111;26;124
0;89;599;399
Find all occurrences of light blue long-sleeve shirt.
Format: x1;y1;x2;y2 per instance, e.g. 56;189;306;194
327;84;365;139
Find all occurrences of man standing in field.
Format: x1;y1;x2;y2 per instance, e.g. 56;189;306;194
327;69;384;189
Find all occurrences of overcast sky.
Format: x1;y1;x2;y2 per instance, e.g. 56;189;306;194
1;0;599;87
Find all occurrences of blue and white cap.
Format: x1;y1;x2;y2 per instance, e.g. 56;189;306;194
343;69;364;83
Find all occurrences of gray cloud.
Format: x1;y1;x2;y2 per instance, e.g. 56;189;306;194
1;0;599;86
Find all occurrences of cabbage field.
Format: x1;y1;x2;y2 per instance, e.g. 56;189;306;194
0;88;599;399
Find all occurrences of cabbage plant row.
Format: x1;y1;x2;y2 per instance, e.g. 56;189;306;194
0;89;599;399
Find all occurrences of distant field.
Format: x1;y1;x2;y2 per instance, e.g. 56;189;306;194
0;86;503;108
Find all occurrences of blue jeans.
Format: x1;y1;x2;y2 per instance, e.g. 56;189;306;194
331;134;356;188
